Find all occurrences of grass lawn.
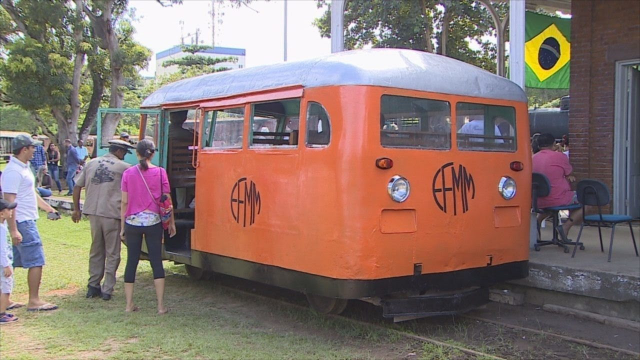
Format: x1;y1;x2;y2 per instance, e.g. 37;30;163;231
0;213;418;359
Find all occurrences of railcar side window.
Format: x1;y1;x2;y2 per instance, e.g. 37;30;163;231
380;95;451;150
306;102;331;147
250;99;300;148
203;107;245;149
456;103;516;152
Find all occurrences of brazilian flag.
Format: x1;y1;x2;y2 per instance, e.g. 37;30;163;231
525;11;571;89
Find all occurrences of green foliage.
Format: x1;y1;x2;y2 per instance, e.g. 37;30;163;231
526;88;568;109
162;54;237;74
313;0;508;73
181;44;213;54
1;37;73;111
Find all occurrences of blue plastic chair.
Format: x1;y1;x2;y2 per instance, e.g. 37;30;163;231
532;172;582;253
572;179;639;261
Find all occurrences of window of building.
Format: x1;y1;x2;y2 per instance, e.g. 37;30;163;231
250;99;300;148
380;95;451;150
306;102;331;147
456;103;516;152
203;107;245;149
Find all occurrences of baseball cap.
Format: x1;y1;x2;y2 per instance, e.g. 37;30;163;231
108;139;135;154
0;199;18;211
120;132;130;138
12;134;42;151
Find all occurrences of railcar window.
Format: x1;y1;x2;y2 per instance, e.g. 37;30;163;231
250;99;300;148
380;95;451;150
203;107;245;149
306;102;331;147
456;103;516;152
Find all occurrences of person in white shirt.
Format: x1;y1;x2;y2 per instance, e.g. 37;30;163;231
458;117;504;144
1;134;60;312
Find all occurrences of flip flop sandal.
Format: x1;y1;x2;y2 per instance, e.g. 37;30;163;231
27;303;59;312
7;303;24;310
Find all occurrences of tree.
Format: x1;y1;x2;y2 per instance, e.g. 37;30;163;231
313;0;508;74
0;0;150;146
84;0;152;145
161;45;237;74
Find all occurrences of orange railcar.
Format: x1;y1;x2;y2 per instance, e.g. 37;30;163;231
135;49;530;318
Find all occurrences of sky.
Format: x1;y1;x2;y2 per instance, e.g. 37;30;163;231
130;0;332;77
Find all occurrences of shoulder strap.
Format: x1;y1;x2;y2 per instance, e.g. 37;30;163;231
136;165;159;205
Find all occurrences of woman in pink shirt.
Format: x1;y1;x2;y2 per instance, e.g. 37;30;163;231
120;139;175;314
532;133;583;242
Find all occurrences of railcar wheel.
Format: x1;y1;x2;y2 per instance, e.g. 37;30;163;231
185;264;208;280
306;294;348;315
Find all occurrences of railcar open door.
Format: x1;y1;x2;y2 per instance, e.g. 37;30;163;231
95;108;164;166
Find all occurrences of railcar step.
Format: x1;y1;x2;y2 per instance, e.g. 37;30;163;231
381;287;489;318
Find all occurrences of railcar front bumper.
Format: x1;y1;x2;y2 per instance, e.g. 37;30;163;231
381;287;489;318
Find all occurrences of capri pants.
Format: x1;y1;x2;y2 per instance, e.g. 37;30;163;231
124;223;165;283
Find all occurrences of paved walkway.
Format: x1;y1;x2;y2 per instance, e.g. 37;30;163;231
533;223;639;277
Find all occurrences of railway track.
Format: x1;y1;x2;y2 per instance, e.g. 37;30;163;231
176;270;639;359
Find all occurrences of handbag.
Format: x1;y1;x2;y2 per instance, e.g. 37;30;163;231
136;165;173;230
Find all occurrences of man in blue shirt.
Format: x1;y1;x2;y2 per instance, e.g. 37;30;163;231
29;134;47;176
76;140;88;163
64;139;82;196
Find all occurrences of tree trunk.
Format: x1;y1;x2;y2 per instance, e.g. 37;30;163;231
85;0;125;145
102;32;125;145
420;0;434;53
440;9;451;56
69;0;85;140
52;107;75;144
79;65;105;141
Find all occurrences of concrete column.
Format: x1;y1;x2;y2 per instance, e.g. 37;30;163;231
509;0;526;89
331;0;345;53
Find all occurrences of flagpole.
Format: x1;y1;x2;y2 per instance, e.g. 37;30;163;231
509;0;526;89
331;0;345;53
284;0;288;61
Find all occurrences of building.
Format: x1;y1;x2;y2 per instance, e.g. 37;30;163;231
155;45;246;78
568;1;639;218
521;0;638;218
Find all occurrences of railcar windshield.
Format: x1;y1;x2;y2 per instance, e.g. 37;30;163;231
456;103;517;152
380;95;452;150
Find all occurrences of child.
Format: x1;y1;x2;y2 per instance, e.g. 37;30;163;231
0;198;19;324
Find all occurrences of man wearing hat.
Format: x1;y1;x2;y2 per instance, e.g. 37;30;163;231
72;140;134;300
1;134;59;312
119;132;130;143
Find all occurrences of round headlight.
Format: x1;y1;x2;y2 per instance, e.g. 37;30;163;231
498;176;517;200
388;176;410;202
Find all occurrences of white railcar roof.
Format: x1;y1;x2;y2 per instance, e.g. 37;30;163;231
142;48;527;108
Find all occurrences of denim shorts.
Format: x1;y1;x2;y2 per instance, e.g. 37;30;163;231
0;272;13;294
13;220;46;268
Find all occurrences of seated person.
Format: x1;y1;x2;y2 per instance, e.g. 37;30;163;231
169;110;194;141
532;133;583;242
36;166;53;198
458;118;503;143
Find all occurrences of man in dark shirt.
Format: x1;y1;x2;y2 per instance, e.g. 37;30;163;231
168;111;194;140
